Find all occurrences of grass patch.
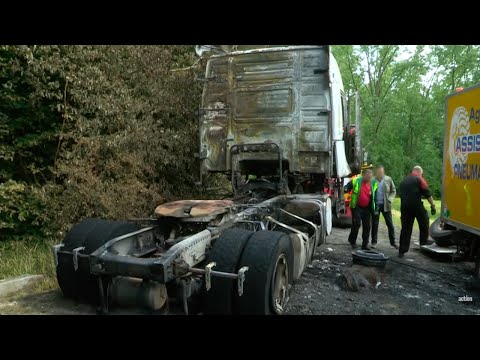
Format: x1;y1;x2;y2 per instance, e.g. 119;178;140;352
390;197;441;227
0;240;57;291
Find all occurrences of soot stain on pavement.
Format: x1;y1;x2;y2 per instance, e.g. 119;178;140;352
286;225;480;315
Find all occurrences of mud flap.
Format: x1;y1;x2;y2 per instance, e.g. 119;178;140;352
324;197;333;235
290;233;306;282
335;140;351;178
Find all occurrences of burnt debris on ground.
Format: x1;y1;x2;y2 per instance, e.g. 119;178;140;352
286;224;480;315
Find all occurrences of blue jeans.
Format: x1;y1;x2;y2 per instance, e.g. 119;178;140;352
372;203;395;245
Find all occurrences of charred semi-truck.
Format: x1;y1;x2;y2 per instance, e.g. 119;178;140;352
53;45;362;314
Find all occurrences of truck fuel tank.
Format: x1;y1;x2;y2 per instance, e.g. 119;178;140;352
109;276;167;311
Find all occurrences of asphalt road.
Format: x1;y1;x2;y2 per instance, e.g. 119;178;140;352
1;223;479;315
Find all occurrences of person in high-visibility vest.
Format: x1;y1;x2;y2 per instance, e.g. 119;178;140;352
344;163;373;200
344;168;378;250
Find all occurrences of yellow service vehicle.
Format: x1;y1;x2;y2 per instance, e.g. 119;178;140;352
430;85;480;277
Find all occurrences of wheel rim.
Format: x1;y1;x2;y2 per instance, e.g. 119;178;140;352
271;254;289;314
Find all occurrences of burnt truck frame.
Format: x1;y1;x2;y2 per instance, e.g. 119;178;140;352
53;45;362;315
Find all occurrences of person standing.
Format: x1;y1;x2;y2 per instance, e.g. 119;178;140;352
371;165;398;249
344;169;378;250
398;165;436;258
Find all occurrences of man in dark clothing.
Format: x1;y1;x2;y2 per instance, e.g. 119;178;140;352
399;166;436;257
345;169;378;250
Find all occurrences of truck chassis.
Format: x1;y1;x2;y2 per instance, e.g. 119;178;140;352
54;189;332;315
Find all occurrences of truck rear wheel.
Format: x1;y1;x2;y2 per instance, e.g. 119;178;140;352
202;228;254;315
430;218;455;247
333;212;352;228
236;231;293;315
56;218;137;304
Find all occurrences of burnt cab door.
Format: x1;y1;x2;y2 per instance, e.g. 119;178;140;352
297;47;332;175
229;48;297;174
228;46;332;176
199;56;230;173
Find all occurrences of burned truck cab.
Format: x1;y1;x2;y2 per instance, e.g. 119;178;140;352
198;45;359;199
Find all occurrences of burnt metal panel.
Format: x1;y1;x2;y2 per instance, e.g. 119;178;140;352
234;89;293;117
199;46;331;176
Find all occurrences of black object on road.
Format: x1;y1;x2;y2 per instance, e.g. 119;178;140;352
429;217;455;247
352;249;389;268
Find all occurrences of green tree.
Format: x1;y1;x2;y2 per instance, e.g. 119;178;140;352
332;45;480;197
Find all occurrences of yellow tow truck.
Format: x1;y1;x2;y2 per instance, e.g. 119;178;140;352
429;85;480;277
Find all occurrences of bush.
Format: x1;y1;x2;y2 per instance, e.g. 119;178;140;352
0;180;50;241
1;45;209;241
51;46;205;232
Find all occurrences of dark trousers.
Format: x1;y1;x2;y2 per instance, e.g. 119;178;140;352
348;206;372;248
371;204;396;245
399;205;430;254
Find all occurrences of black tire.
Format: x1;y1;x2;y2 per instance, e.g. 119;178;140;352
430;218;455;247
56;218;137;304
57;219;99;300
333;213;352;228
352;249;389;268
84;221;137;254
236;231;293;315
62;218;100;252
202;228;254;315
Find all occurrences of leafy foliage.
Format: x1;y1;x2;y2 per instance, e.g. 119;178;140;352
0;45;206;240
0;180;48;240
52;46;205;230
